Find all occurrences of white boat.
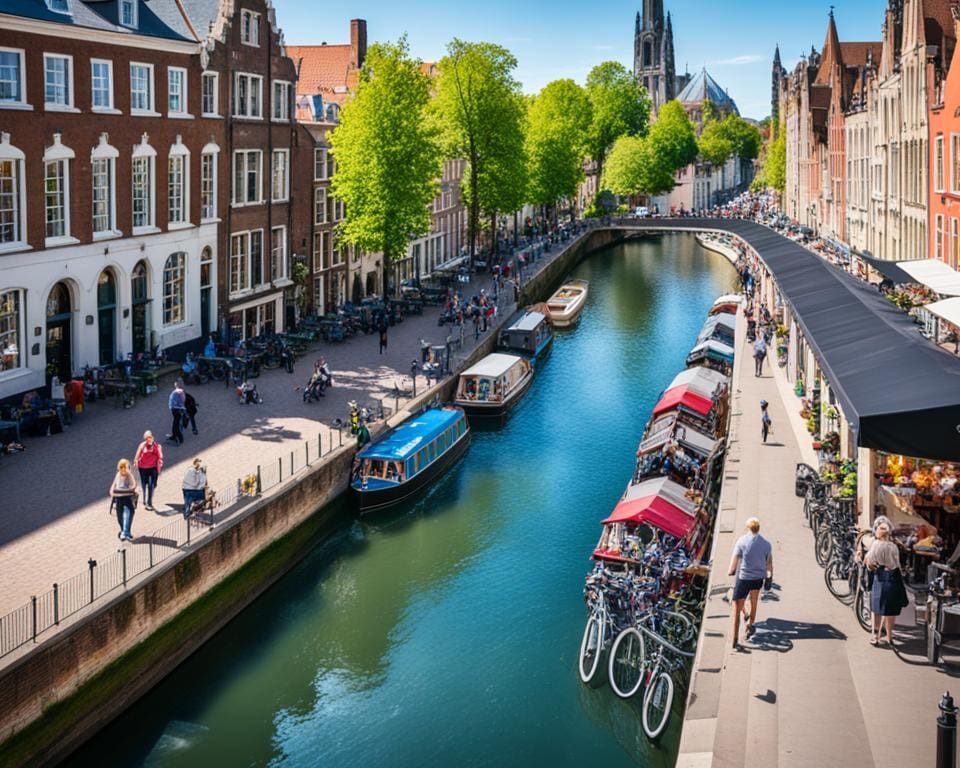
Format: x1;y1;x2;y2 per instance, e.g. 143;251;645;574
545;279;589;327
454;353;534;418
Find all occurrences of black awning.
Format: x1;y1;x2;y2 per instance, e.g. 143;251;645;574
627;218;960;461
858;252;912;285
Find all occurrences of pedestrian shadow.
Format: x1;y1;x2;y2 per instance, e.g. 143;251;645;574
241;421;304;443
132;533;178;548
747;617;846;654
762;441;785;447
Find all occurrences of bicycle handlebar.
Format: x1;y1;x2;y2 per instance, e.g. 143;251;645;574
639;624;696;658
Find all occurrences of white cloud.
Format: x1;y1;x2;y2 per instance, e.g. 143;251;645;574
710;54;765;66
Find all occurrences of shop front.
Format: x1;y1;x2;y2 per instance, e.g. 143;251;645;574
226;292;284;343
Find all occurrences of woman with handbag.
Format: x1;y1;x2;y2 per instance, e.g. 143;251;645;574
865;518;908;646
110;458;139;542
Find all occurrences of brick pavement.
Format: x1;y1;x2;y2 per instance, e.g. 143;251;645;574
0;240;573;622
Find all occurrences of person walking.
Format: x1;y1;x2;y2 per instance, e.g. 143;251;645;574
183;390;199;435
753;336;767;377
760;399;772;444
378;315;388;355
110;458;139;542
473;307;481;339
865;518;908;646
181;458;207;520
133;430;163;510
168;381;186;445
728;517;773;649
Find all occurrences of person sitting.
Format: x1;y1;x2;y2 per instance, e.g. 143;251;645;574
181;458;207;519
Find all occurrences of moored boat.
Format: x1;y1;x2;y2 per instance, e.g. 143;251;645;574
454;352;534;418
685;338;735;372
497;309;554;366
350;406;471;514
697;312;736;347
545;279;589;327
709;293;743;316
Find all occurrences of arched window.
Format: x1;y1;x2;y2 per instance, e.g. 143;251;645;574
46;281;71;318
0;132;27;251
643;40;653;69
163;252;185;325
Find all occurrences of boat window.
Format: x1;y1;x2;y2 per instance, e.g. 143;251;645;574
463;376;479;400
406;458;415;477
363;459;386;479
418;448;428;469
429;441;437;461
387;461;404;482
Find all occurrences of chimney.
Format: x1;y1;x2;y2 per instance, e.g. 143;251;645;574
350;19;367;70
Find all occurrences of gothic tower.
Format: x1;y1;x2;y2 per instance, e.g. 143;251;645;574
772;44;785;124
634;0;676;113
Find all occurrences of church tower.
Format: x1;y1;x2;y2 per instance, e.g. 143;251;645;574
634;0;677;113
772;44;785;124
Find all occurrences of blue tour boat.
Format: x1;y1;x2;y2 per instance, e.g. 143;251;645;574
497;309;554;366
350;406;471;514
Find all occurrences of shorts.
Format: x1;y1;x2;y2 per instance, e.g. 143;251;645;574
732;577;764;601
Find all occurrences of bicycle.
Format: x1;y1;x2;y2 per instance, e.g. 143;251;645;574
608;607;696;699
639;624;695;740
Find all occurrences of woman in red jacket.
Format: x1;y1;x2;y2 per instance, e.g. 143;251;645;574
134;430;164;511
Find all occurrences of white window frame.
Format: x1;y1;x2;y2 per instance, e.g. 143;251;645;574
43;133;75;246
331;234;343;266
232;72;263;119
230;232;249;294
232;149;262;206
271;149;289;202
935;134;945;194
271;225;287;281
333;197;345;222
241;10;261;46
0;132;28;253
314;147;328;180
313;230;326;272
167;66;190;118
0;287;26;377
0;48;30;111
167;137;190;228
131;134;157;234
936;213;945;261
130;62;157;116
119;0;138;28
314;186;327;225
43;53;75;111
90;59;118;113
200;141;219;222
272;80;290;121
162;252;186;326
90;132;119;239
201;72;219;117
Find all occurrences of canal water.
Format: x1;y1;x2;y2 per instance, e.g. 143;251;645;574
76;234;737;768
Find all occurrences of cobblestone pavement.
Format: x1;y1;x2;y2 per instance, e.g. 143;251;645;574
0;241;579;620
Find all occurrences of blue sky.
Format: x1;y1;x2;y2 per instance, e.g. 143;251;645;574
275;0;886;120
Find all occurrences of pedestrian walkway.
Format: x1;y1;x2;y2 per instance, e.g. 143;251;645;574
677;305;943;768
0;238;571;630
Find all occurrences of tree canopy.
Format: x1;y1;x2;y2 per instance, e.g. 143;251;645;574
433;39;526;259
329;38;441;294
526;79;592;209
584;61;651;179
697;113;763;166
647;100;699;171
764;127;787;192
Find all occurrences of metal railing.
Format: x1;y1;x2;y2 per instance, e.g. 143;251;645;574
0;417;381;660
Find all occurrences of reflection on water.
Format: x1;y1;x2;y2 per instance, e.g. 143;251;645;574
74;234;737;768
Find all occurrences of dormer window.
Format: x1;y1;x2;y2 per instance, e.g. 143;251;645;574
120;0;137;29
46;0;70;14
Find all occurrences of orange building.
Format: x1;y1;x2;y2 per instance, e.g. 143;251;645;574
929;14;960;270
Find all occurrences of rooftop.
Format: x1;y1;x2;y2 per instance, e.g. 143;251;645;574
677;68;739;115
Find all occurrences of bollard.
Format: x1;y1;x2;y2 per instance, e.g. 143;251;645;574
319;432;323;456
149;540;154;568
121;549;127;588
31;596;37;642
938;692;958;768
88;559;97;604
305;440;309;465
53;583;59;625
278;456;282;482
257;465;262;494
339;428;343;447
186;512;191;545
290;450;294;476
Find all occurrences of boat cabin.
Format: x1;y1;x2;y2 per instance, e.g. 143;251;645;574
498;310;553;361
455;353;532;409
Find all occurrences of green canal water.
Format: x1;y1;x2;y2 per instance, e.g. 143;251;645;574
76;234;737;767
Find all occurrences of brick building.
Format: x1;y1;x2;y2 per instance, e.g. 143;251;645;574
0;0;218;401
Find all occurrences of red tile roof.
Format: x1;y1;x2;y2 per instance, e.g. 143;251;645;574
839;42;880;67
287;44;355;104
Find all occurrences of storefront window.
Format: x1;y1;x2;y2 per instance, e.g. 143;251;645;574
163;252;185;325
0;288;22;372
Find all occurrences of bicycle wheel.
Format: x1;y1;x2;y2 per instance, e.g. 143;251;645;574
660;610;697;649
854;586;872;632
641;670;675;740
814;528;832;567
824;559;852;602
209;362;226;381
578;614;605;685
608;628;646;699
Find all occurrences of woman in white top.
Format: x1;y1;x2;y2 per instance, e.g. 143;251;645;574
865;519;908;646
181;458;207;520
110;458;138;542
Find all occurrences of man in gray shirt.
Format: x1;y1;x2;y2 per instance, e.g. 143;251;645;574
728;517;773;649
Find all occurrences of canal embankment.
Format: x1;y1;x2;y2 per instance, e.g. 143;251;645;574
675;252;943;768
0;225;627;767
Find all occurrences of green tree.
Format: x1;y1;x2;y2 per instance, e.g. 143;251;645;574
584;61;651;181
434;39;527;262
718;114;762;161
764;128;787;193
526;79;592;217
329;38;441;296
602;135;676;197
647;100;699;172
698;119;734;165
